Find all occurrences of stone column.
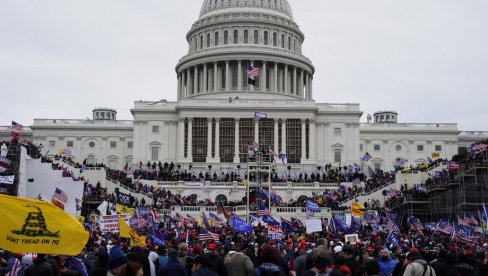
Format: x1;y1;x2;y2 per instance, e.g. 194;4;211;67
186;68;191;96
305;73;310;99
281;120;287;155
178;119;185;161
309;119;316;162
203;63;207;93
301;119;306;162
254;119;259;144
215;118;220;161
299;69;304;98
177;73;182;100
293;67;297;95
274;63;278;93
207;118;213;161
309;75;313;99
188;118;193;160
225;61;230;91
284;65;288;94
234;118;240;163
237;60;242;91
261;61;267;92
193;66;198;94
274;119;279;155
213;63;218;92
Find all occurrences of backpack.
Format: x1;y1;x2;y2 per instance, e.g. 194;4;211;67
311;267;344;276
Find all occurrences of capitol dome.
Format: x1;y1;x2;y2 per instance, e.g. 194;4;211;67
175;0;315;101
199;0;294;20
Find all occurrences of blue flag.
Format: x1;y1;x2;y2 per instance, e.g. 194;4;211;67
261;215;280;226
152;224;166;245
66;256;88;276
202;211;211;229
386;231;400;246
332;214;351;233
306;199;320;211
231;216;253;234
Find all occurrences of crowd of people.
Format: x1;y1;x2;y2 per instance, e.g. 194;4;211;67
2;205;488;276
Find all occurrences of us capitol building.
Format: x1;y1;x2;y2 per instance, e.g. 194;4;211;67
8;0;478;173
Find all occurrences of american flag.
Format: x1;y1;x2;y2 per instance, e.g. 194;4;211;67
257;203;271;216
457;216;470;226
199;230;219;241
408;216;424;236
467;216;479;226
386;219;399;234
247;65;260;77
52;187;68;204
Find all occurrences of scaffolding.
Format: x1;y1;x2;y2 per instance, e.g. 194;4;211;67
395;151;488;224
246;152;271;222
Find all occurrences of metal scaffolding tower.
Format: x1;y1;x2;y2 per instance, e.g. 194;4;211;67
246;152;271;222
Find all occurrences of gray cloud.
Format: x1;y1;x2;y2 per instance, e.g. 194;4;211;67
0;0;486;130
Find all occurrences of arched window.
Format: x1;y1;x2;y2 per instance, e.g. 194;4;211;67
264;31;268;45
200;35;203;49
272;32;277;46
207;33;210;47
215;32;219;46
281;34;285;48
233;30;238;44
244;30;249;43
224;30;228;44
216;194;228;203
254;30;259;44
288;36;291;50
86;155;97;165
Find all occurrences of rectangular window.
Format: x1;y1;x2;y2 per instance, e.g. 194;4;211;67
417;145;424;151
374;144;381;151
435;145;442;151
151;147;159;161
49;140;56;147
152;125;159;133
334;149;342;163
128;142;133;149
110;142;116;148
334;128;341;135
67;141;73;147
360;144;363;151
374;163;381;172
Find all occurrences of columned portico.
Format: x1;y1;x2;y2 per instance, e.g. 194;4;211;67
301;119;306;163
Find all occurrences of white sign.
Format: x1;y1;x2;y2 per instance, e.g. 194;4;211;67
306;219;323;233
344;234;360;244
0;175;15;184
99;215;129;233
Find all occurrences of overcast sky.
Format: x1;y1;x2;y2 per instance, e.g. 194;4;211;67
1;0;487;130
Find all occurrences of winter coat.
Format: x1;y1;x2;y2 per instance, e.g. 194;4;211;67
224;251;254;276
403;259;436;276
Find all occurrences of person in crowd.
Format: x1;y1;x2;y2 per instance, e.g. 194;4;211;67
158;248;187;276
191;254;219;276
107;246;128;276
205;243;228;276
294;240;309;276
402;251;435;276
24;254;56;276
224;247;254;276
300;245;344;276
250;244;287;276
89;247;109;276
378;248;397;276
362;259;380;276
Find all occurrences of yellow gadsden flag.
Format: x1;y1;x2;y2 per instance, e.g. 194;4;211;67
351;202;366;218
118;216;146;247
0;194;89;255
116;203;134;216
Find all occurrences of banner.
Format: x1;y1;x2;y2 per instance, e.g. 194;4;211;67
305;219;322;233
230;216;252;234
99;215;129;233
0;175;15;184
0;194;89;255
268;225;284;240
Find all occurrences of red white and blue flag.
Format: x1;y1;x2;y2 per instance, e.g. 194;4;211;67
52;187;68;204
10;121;23;138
